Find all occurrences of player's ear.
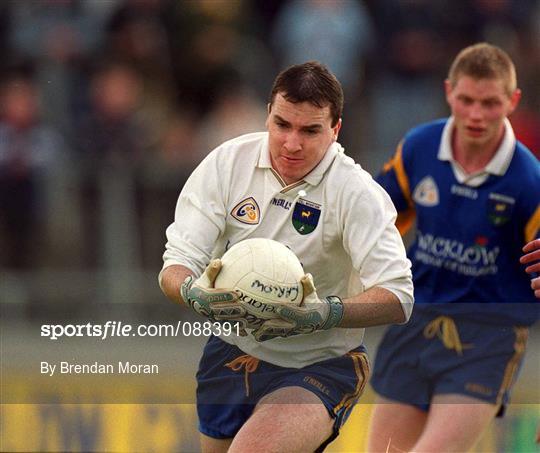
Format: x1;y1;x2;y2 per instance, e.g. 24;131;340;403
444;79;453;102
265;103;272;129
332;118;342;141
508;88;521;115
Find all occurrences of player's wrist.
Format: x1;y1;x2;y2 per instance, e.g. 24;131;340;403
180;275;194;307
321;296;344;330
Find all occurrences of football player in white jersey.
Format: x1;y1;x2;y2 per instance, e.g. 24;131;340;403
159;61;413;452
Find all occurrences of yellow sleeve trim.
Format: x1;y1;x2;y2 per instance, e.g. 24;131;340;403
525;205;540;243
393;141;413;208
396;209;415;236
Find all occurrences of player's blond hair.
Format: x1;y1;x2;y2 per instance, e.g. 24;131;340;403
448;43;517;96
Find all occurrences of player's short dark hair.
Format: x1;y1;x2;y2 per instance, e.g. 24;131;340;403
269;61;343;127
448;43;517;96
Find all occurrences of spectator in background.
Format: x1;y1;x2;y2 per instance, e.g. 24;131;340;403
6;0;113;141
366;0;449;167
0;71;65;268
271;0;374;99
166;0;274;118
104;0;176;145
196;81;267;155
76;61;151;268
77;61;149;166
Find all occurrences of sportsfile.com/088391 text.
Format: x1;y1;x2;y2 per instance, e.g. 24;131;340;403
40;321;240;340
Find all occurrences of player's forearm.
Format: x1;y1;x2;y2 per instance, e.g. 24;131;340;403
339;287;406;328
159;264;194;305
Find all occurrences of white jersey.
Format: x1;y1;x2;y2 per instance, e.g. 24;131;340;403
160;132;413;368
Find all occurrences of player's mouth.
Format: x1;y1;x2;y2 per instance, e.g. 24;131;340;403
465;125;485;137
280;155;303;165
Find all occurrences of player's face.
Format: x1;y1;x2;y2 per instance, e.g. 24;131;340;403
445;76;520;152
266;93;341;185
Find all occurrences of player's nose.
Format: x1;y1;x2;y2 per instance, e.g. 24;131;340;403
283;132;302;153
469;102;483;120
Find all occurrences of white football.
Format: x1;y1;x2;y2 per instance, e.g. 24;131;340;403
214;238;304;324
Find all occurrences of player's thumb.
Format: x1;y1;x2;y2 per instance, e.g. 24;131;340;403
205;259;222;285
301;273;316;297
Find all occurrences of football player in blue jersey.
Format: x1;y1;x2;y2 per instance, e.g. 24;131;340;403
368;43;540;452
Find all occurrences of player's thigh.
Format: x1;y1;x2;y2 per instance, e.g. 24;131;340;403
367;396;427;453
411;393;500;453
200;433;233;453
228;386;333;453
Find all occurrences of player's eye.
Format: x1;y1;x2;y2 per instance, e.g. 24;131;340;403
482;99;500;108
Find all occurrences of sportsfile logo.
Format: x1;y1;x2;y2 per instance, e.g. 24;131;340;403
415;230;500;276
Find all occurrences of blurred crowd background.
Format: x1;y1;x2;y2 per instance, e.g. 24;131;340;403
1;0;540;313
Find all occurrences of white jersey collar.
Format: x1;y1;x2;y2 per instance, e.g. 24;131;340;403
437;117;516;186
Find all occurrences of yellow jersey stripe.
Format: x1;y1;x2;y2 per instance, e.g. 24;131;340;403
525;205;540;243
383;141;416;236
393;141;413;208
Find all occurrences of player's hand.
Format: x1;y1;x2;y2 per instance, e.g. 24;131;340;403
521;239;540;274
252;274;344;342
521;239;540;299
180;259;248;334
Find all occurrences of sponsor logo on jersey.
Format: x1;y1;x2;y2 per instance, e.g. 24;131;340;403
231;197;260;225
413;176;439;207
487;193;514;226
415;230;500;276
271;197;292;210
451;184;478;200
292;199;321;235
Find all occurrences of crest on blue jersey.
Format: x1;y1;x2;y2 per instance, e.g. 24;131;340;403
231;197;260;225
487;193;514;226
292;199;321;235
413;176;439;207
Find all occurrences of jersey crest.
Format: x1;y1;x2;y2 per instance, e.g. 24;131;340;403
487;193;514;226
413;176;439;207
231;197;260;225
292;199;321;235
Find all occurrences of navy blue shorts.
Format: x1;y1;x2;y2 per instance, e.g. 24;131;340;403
196;336;369;448
371;307;529;415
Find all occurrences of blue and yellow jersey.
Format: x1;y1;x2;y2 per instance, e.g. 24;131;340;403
377;118;540;326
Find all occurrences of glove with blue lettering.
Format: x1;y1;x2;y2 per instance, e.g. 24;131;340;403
181;259;249;335
252;273;344;342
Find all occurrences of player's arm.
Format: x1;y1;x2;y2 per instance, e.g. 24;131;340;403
158;150;249;325
160;264;194;305
340;286;405;326
251;275;406;342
